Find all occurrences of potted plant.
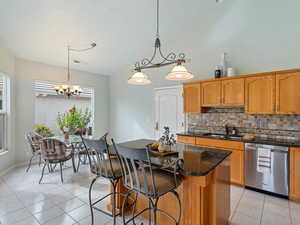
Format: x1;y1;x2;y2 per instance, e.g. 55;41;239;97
158;126;176;152
34;124;54;137
57;106;92;138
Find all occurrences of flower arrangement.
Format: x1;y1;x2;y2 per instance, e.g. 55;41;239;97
57;106;92;135
34;124;54;137
159;126;176;146
158;126;176;152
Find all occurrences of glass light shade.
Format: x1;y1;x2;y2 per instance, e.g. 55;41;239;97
165;65;194;81
128;71;151;85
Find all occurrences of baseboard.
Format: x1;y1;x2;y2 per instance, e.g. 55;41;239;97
0;160;39;177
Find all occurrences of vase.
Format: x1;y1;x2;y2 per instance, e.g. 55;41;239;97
158;143;171;152
64;132;69;140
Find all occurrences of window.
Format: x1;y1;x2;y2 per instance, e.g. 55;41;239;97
0;74;9;152
34;81;94;135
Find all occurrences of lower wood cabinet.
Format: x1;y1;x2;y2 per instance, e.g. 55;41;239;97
177;135;245;186
290;147;300;200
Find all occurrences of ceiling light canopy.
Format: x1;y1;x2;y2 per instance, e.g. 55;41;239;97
128;0;193;85
54;43;96;98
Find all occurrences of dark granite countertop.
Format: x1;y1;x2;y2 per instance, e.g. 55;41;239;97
118;139;232;177
177;132;300;147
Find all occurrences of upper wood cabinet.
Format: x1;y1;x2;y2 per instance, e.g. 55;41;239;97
276;72;300;114
183;83;201;114
201;81;222;106
222;78;245;106
290;147;300;201
201;78;244;107
245;74;276;114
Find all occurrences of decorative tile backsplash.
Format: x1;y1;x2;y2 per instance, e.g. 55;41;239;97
187;108;300;140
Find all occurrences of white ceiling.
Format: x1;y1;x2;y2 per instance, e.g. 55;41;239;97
0;0;226;76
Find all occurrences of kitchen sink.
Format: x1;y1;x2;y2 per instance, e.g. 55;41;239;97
203;133;243;141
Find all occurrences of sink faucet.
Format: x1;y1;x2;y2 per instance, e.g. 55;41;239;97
225;124;238;136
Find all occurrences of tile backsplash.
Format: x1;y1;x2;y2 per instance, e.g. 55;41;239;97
187;108;300;140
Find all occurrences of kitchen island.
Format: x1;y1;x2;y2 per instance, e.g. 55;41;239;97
109;139;232;225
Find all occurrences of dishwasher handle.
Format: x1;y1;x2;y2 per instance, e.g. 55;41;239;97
271;149;289;154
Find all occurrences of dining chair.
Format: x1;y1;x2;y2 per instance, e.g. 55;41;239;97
112;139;182;225
25;132;42;172
81;134;123;225
39;138;75;183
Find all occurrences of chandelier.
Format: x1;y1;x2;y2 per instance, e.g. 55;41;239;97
128;0;193;85
54;43;96;97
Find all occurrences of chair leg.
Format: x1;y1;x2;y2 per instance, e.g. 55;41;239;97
122;191;132;225
77;154;81;172
111;181;117;225
59;162;64;183
26;155;34;172
39;161;47;184
38;154;42;167
89;176;98;225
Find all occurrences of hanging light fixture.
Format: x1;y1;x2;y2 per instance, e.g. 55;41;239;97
54;43;96;98
128;0;193;85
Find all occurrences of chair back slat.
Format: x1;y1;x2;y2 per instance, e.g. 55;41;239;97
112;139;158;197
40;138;68;160
82;135;118;179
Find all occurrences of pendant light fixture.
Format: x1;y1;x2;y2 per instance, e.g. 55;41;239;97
54;42;96;98
128;0;193;85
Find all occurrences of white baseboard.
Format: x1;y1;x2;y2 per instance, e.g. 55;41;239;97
0;160;39;177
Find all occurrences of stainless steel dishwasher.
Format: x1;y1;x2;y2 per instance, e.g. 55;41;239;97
245;143;289;197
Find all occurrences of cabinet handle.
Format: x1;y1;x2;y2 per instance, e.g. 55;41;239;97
155;122;159;131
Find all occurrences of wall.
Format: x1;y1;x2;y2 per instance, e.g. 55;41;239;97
110;0;300;142
35;95;91;135
0;47;15;172
15;58;109;164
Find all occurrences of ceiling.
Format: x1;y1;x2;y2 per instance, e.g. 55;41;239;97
0;0;227;76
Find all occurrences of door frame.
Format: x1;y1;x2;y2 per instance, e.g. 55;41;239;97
152;85;184;139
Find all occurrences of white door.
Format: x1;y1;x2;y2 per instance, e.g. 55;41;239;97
154;86;184;140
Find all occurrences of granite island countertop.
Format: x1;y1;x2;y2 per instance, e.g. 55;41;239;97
118;139;232;177
177;132;300;147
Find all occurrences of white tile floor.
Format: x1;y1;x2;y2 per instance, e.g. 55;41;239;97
0;163;299;225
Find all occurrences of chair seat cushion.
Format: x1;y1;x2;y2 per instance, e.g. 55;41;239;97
126;168;182;197
91;158;122;178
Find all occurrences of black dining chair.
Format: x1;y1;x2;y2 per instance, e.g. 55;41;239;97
112;139;182;225
81;134;123;225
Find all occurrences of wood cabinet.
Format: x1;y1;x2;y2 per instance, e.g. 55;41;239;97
201;78;244;107
183;83;201;114
222;78;245;106
201;81;222;106
290;147;300;201
177;135;196;145
276;72;300;114
245;74;276;114
179;135;244;186
195;137;244;186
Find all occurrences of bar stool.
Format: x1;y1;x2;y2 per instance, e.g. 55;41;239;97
81;135;123;225
112;139;182;225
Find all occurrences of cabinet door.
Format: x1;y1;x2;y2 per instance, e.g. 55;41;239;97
245;75;276;114
230;150;244;186
276;72;300;114
222;78;245;106
201;81;222;106
290;147;300;200
183;83;201;114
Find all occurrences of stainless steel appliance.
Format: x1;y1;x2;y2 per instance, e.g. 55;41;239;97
245;143;289;197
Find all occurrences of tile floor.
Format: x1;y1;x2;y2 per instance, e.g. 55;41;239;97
0;163;299;225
